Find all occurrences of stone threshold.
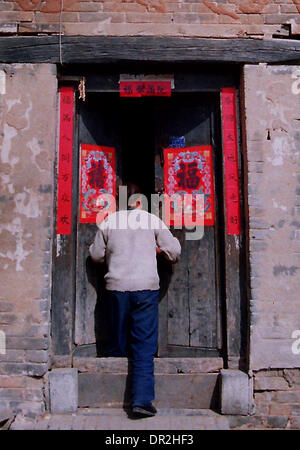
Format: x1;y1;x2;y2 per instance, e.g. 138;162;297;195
73;357;224;374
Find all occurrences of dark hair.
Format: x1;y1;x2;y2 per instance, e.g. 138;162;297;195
125;181;144;200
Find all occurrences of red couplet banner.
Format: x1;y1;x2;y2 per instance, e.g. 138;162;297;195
163;146;215;227
120;80;172;97
79;144;116;224
221;87;241;235
56;86;74;235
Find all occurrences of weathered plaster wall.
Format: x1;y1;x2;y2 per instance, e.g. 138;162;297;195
0;64;57;416
242;64;300;370
0;0;299;38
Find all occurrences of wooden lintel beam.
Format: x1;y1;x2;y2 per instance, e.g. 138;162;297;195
0;36;299;64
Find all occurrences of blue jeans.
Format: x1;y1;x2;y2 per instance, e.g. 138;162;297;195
104;289;159;408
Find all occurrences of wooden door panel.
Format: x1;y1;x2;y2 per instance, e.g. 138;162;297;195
166;228;189;347
188;229;217;348
154;94;221;355
76;95;121;346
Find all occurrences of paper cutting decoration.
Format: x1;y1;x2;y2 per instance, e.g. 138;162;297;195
221;87;241;235
79;144;116;224
164;146;215;227
56;86;74;235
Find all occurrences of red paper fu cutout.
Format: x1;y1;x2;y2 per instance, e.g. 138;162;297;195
79;144;116;224
221;87;241;235
164;146;215;227
120;81;171;97
56;86;74;235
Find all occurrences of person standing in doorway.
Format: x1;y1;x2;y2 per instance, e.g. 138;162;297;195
89;183;181;417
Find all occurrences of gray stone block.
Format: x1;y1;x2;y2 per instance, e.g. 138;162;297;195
220;369;253;415
49;368;78;414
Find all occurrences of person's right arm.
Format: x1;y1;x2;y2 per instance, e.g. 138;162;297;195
89;225;107;263
155;221;181;263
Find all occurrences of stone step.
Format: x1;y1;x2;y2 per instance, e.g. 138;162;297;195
11;408;230;430
74;357;223;409
78;372;219;409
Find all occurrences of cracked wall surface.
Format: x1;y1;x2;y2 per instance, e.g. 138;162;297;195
242;64;300;370
0;0;299;38
0;64;57;417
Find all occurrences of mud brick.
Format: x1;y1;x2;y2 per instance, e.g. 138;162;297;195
38;300;49;312
265;416;289;428
0;349;25;363
0;375;26;388
0;302;14;312
282;370;300;385
25;350;49;363
22;388;43;402
0;363;48;376
228;415;265;429
0;388;24;401
289;416;300;429
0;313;17;324
81;2;104;12
0;2;14;11
79;12;125;22
275;391;300;403
281;5;299;13
34;12;60;23
264;14;300;24
126;12;173;23
254;376;290;391
173;13;218;23
250;241;268;252
0;23;18;33
291;405;300;415
0;11;20;22
6;337;49;350
269;403;292;415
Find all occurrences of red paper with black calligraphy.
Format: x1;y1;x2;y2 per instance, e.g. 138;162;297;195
221;87;241;235
79;144;116;224
56;86;74;235
164;146;215;227
120;81;171;97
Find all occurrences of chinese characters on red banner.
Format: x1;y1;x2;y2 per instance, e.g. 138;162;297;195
56;87;74;235
221;87;241;235
79;144;116;224
120;81;172;97
164;146;215;227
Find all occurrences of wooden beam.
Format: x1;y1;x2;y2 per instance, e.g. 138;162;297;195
0;36;299;64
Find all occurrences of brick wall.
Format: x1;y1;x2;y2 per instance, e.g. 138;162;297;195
0;64;57;417
253;369;300;428
0;0;299;38
242;64;300;371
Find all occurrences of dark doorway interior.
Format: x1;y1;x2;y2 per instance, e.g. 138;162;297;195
120;98;155;202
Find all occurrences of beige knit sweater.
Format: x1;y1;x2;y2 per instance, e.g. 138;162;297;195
89;209;181;292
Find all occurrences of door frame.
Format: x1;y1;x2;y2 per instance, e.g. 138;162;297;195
51;63;248;370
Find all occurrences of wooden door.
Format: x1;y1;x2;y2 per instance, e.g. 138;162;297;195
154;93;223;357
74;94;122;355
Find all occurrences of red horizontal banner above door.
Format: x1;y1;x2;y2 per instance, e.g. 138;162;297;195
120;80;172;97
221;87;241;235
56;86;74;235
